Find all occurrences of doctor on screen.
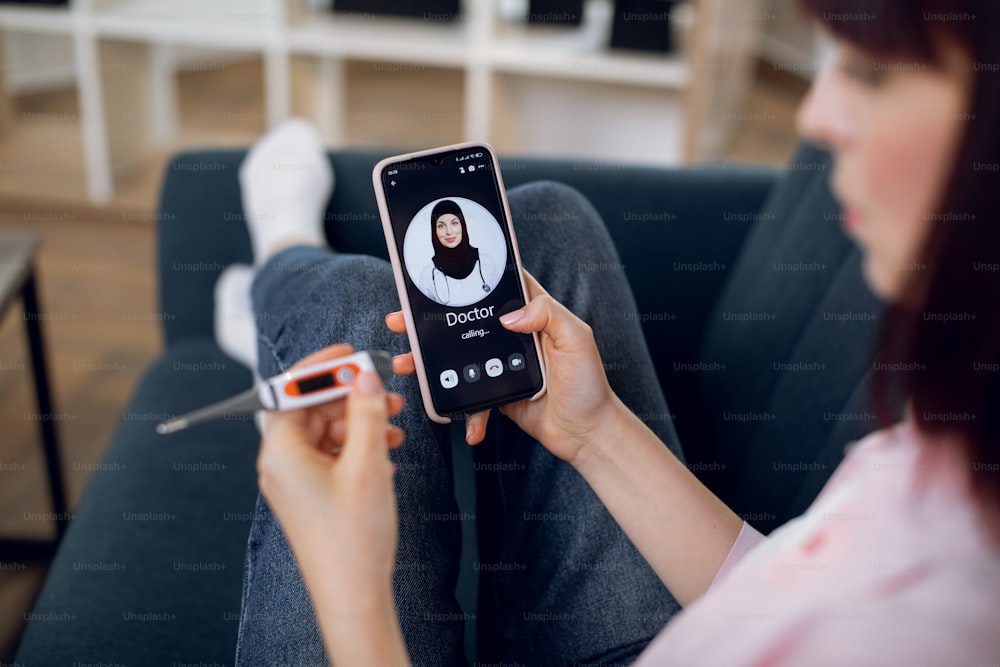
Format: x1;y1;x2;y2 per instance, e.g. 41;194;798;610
417;199;502;307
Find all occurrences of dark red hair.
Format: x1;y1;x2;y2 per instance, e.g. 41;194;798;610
799;0;1000;538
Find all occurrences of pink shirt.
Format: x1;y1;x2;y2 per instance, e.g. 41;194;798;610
635;421;1000;666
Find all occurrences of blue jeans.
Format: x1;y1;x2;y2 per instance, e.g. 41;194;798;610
235;182;684;666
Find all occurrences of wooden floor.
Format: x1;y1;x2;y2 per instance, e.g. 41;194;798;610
0;58;806;661
0;213;159;659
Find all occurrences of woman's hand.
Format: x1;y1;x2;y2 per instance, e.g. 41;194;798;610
256;344;405;596
386;271;622;464
384;315;494;445
494;272;622;463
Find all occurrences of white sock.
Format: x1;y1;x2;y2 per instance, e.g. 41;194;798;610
214;264;267;434
214;263;258;371
239;118;333;264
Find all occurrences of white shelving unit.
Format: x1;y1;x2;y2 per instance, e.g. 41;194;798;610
0;0;764;205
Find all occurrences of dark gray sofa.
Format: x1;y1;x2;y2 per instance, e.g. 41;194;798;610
15;142;883;665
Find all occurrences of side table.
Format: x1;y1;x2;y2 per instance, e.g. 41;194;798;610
0;230;68;559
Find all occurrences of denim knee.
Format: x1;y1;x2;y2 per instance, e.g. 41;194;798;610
252;248;400;375
509;180;616;257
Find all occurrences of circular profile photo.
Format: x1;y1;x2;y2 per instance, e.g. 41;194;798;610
403;197;507;307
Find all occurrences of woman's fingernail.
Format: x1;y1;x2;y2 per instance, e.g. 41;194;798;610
500;309;524;326
356;370;382;396
466;423;475;442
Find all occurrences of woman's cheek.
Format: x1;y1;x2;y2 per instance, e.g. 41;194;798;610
853;142;923;296
867;116;942;255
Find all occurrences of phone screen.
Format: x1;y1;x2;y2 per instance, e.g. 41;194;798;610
379;145;544;418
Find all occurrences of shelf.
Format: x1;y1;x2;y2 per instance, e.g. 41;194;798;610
89;0;272;48
492;45;688;88
288;9;688;88
0;3;73;35
288;11;469;66
490;3;689;88
0;0;761;204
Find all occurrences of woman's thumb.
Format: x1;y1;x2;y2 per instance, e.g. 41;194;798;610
342;370;388;468
499;292;580;344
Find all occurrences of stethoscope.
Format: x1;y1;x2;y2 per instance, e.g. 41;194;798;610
431;259;490;305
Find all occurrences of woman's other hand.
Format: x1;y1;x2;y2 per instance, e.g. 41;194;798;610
256;344;405;592
385;312;494;446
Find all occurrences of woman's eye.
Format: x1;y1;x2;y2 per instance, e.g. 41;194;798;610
840;53;887;87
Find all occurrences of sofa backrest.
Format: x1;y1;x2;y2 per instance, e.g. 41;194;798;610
689;142;885;533
158;150;777;359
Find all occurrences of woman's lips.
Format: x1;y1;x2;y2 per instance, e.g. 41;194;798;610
844;208;861;232
445;237;457;243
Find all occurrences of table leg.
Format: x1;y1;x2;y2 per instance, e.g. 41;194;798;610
21;267;68;539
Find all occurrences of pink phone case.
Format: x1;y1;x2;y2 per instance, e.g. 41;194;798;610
372;142;547;424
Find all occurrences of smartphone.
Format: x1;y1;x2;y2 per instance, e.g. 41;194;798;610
373;142;546;424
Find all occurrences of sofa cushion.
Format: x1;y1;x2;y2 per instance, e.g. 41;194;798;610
16;340;258;667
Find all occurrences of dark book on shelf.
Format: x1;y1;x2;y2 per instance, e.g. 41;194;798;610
526;0;585;26
331;0;460;22
609;0;677;54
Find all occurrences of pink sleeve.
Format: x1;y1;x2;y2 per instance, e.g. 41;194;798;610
708;521;767;589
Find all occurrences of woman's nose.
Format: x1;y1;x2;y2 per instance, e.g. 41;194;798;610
796;56;855;152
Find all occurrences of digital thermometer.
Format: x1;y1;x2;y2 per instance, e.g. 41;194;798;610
156;350;393;435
